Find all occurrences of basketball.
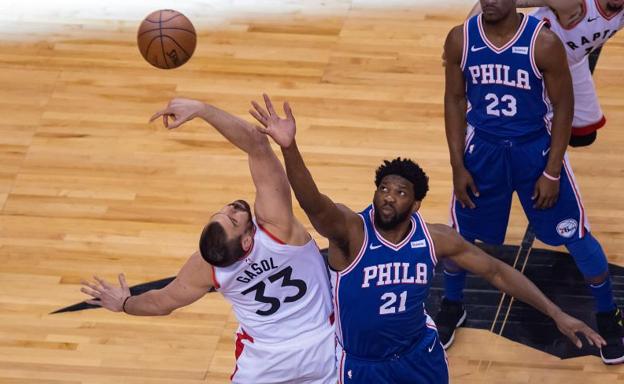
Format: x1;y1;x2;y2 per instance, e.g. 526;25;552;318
137;10;196;69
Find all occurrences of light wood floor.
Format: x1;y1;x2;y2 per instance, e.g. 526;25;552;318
1;1;624;383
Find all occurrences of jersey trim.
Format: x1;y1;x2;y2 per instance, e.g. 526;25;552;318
416;214;438;266
369;208;417;251
210;264;220;289
231;329;254;381
258;223;286;245
572;115;606;134
460;20;470;70
340;214;369;276
529;20;547;79
594;0;623;20
477;13;529;54
557;0;588;30
562;155;587;238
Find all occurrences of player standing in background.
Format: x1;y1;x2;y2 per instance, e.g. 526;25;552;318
81;98;336;383
250;93;604;383
438;0;624;364
468;0;624;146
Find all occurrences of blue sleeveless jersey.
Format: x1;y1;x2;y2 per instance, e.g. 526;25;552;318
462;14;551;139
331;205;438;359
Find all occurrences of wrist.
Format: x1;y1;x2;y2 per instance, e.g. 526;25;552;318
122;295;132;314
547;305;564;320
542;170;561;181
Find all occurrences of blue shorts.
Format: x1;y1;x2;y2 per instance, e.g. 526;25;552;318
337;327;449;384
450;129;588;246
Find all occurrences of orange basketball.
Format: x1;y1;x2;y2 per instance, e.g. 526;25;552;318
137;10;196;69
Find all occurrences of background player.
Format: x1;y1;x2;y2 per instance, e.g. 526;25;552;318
249;93;605;383
80;98;336;383
440;0;624;364
468;0;624;146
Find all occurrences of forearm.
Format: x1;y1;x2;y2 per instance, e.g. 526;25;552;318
545;104;572;176
281;141;330;215
444;96;468;170
487;260;562;319
122;290;173;316
199;104;259;153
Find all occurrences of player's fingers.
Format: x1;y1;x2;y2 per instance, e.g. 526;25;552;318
456;191;475;209
249;109;268;127
263;93;277;116
81;280;100;292
94;276;113;290
163;114;170;128
566;330;582;348
167;117;185;129
86;299;102;306
283;102;295;121
80;287;101;298
255;125;270;135
251;101;270;119
468;180;480;198
149;110;167;123
118;273;129;291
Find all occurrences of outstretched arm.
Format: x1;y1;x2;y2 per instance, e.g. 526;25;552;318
428;223;605;348
150;99;302;244
250;95;364;263
80;251;214;316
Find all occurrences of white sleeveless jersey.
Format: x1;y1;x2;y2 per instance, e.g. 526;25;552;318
213;223;333;344
532;0;624;67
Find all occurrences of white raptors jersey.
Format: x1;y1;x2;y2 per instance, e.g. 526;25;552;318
213;222;333;344
532;0;624;67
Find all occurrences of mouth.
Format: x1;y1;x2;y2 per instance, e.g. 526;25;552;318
381;205;395;216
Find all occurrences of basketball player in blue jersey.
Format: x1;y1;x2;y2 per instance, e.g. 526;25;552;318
439;0;624;364
249;94;604;383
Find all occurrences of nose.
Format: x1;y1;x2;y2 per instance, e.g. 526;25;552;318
384;193;395;203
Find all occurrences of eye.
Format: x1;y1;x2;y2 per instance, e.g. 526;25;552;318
380;186;388;192
399;191;406;197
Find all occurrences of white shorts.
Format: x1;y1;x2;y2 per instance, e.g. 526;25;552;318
570;58;606;135
231;325;336;384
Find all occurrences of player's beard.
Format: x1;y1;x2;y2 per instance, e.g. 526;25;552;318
374;204;412;230
607;2;623;12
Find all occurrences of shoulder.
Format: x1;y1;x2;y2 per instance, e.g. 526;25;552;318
424;223;466;258
447;24;465;44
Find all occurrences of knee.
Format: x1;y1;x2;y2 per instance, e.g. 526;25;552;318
565;233;609;281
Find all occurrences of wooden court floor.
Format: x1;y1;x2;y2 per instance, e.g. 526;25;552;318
1;0;623;382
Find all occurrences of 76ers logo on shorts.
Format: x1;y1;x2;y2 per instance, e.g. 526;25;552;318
556;219;578;238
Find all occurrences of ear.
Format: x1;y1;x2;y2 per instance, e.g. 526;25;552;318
241;229;254;252
411;200;421;213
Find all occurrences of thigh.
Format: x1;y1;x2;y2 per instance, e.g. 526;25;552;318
393;328;449;384
516;153;588;246
451;135;513;244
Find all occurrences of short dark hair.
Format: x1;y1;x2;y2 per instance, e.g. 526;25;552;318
375;157;429;201
198;222;245;267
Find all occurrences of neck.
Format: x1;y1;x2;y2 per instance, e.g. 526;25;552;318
482;11;521;40
598;0;621;16
375;217;413;245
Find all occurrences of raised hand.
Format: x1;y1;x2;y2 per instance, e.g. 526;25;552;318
553;310;606;349
149;98;206;129
249;93;296;148
80;274;130;312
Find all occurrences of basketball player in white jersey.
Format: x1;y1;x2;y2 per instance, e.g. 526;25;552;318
469;0;624;146
80;98;336;384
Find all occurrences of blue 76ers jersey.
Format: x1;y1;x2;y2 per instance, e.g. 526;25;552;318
330;205;438;359
462;14;551;139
